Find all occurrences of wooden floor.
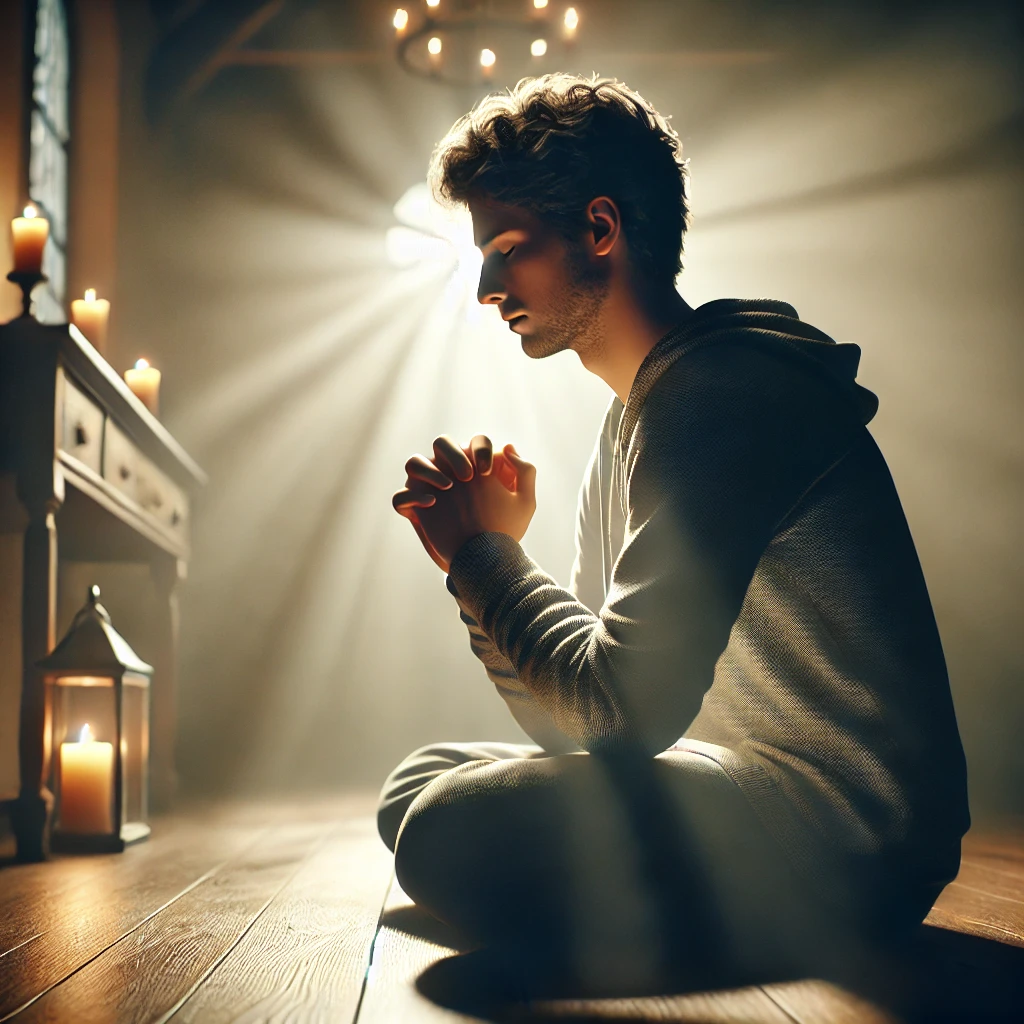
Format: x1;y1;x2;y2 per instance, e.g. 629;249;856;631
0;796;1022;1023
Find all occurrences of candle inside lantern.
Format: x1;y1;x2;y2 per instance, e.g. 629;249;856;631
11;204;49;274
124;358;161;416
60;723;114;834
70;289;111;350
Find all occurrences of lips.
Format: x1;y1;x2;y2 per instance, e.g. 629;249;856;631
507;314;528;332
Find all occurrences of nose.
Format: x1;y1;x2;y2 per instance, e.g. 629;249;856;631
477;257;507;307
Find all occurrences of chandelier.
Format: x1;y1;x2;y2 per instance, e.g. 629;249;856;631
392;1;582;86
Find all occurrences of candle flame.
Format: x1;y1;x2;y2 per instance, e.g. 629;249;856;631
393;8;408;31
80;723;93;743
480;48;496;67
24;204;38;219
564;7;579;30
134;358;150;370
85;288;97;302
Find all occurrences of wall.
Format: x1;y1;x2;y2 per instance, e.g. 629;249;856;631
110;2;1023;821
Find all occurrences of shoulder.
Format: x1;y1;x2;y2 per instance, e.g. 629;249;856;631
626;341;865;498
634;340;857;446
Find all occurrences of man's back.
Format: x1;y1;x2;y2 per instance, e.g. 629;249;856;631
572;300;970;908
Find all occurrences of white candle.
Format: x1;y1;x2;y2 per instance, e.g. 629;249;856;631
11;204;49;274
60;724;114;834
124;358;161;416
70;289;111;350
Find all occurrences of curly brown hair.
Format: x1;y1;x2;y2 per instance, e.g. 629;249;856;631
429;73;690;286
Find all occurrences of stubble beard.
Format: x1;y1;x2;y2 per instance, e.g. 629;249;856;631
521;246;609;360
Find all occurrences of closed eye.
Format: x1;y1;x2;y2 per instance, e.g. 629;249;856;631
502;246;516;259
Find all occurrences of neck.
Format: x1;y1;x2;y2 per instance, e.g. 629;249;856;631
576;281;694;405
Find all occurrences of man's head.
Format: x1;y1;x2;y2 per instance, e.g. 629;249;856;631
429;74;689;358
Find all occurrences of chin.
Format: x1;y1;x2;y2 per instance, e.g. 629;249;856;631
520;331;572;360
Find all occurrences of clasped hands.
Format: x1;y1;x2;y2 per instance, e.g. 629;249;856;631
392;434;537;573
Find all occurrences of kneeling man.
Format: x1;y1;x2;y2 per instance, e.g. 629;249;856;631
384;73;969;994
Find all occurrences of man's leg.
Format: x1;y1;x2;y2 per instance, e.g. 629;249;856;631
389;747;835;994
377;740;549;852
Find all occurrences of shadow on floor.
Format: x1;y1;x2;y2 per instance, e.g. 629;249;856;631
380;902;471;951
412;924;1024;1023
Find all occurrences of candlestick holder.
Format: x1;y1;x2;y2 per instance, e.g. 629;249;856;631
6;269;48;319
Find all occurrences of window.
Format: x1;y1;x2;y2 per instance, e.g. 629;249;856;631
27;0;70;323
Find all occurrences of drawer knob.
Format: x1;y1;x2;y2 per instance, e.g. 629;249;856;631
171;509;181;526
119;464;131;480
74;424;88;446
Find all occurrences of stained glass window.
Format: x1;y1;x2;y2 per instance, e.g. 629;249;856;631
28;0;70;323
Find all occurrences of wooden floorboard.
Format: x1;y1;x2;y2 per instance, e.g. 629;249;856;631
1;801;1022;1024
761;980;900;1024
173;816;393;1023
356;877;482;1023
0;820;268;1018
357;878;799;1024
10;822;329;1023
926;873;1024;947
0;813;205;954
515;987;796;1022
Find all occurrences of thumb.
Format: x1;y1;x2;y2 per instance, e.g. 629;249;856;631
503;444;536;498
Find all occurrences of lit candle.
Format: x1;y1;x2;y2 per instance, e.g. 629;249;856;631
480;47;496;78
60;723;114;834
70;289;111;350
11;204;49;274
124;358;161;416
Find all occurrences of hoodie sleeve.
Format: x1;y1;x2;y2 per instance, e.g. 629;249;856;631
447;342;864;757
442;407;619;754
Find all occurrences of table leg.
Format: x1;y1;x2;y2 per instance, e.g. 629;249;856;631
12;502;60;862
150;556;186;811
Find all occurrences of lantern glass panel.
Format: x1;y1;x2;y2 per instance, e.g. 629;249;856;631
120;672;150;826
51;675;116;835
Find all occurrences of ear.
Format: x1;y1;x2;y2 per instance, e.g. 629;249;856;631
586;196;621;257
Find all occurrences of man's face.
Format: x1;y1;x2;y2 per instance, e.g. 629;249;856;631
469;198;609;360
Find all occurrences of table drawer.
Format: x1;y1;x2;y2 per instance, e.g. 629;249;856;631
60;373;104;474
102;420;138;503
135;454;189;540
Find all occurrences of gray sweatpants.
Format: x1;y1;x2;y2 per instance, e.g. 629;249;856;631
377;740;851;993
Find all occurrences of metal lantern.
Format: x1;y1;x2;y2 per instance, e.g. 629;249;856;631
38;586;153;853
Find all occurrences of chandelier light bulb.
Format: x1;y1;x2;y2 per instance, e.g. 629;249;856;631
564;7;579;32
480;48;496;67
428;36;442;55
530;38;547;57
393;8;409;31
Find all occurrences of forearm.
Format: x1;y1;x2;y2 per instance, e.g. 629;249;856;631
449;532;677;755
446;575;580;754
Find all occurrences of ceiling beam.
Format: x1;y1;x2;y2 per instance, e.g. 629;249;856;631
145;0;286;121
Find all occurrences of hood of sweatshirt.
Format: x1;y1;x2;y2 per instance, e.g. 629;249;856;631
619;298;878;451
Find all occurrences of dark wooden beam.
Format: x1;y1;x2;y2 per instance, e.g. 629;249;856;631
144;0;287;121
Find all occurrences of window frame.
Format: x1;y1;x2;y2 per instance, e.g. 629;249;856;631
21;0;74;323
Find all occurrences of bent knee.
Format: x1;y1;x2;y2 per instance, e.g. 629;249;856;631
392;782;465;911
377;741;493;853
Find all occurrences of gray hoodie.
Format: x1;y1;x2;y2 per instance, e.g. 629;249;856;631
447;298;969;919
